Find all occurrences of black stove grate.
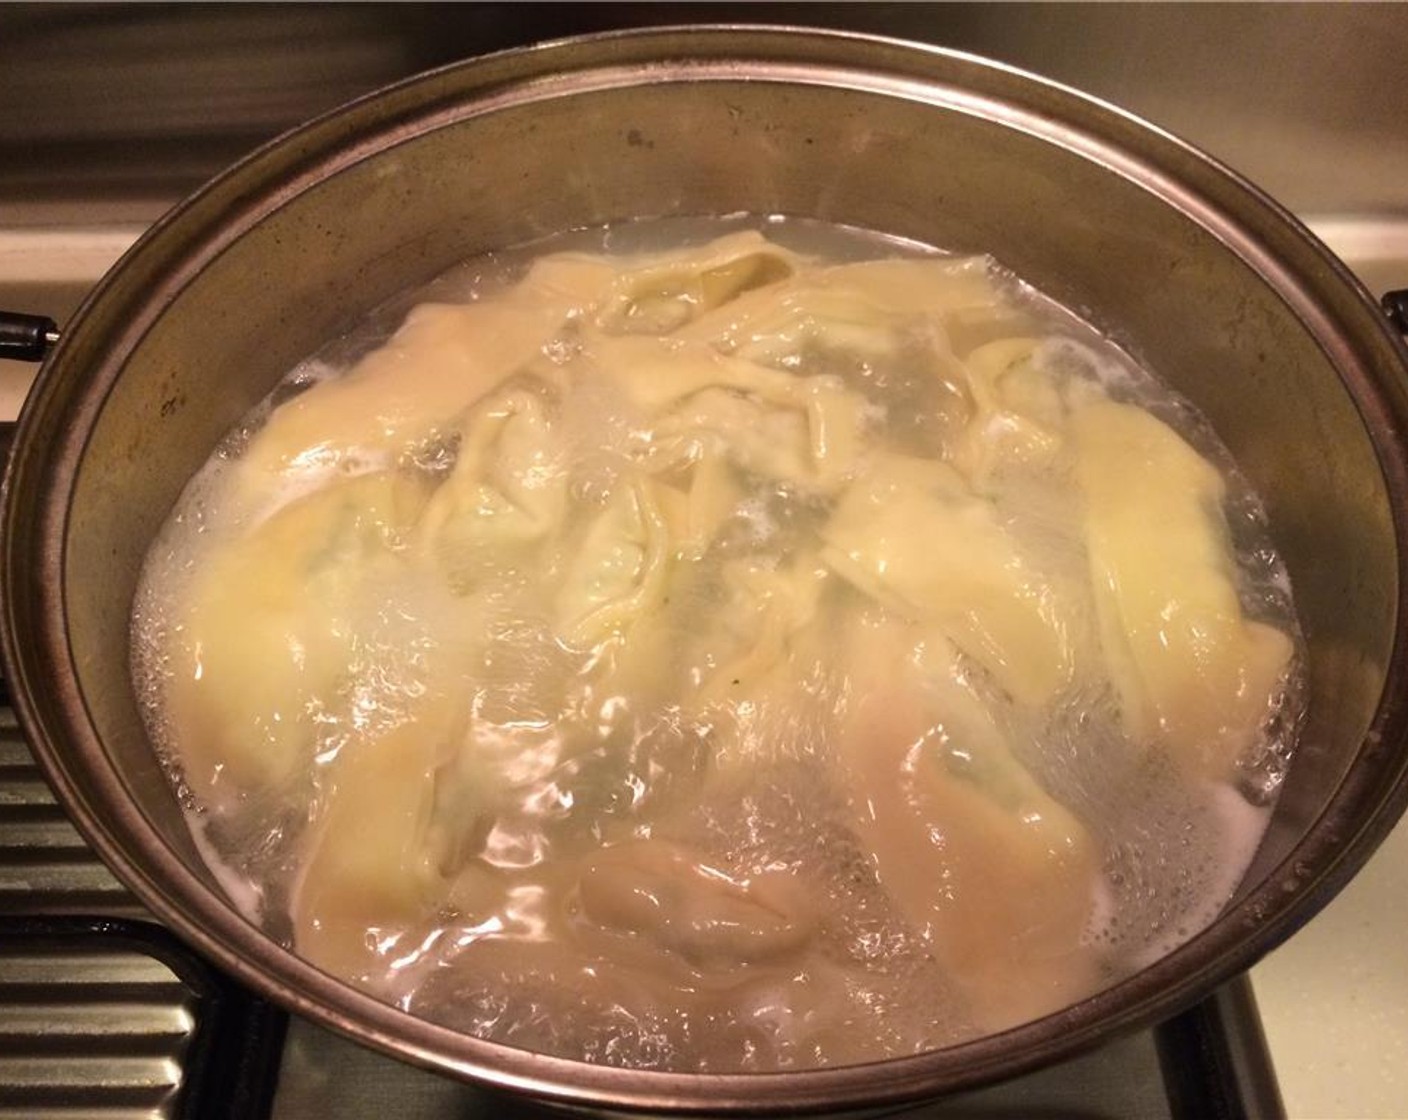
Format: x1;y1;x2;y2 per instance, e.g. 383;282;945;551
0;915;285;1120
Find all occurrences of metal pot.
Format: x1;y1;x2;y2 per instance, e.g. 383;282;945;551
4;26;1408;1114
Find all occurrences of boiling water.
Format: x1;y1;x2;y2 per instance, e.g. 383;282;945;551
131;216;1303;1071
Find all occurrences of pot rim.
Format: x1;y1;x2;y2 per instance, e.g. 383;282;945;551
5;23;1408;1114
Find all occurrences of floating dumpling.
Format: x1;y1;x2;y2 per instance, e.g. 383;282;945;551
417;388;567;591
134;222;1302;1073
835;619;1099;1031
1073;399;1294;779
161;470;430;804
820;452;1072;705
234;253;619;509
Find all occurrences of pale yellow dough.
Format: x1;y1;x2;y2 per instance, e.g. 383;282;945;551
152;230;1297;1055
1073;399;1293;778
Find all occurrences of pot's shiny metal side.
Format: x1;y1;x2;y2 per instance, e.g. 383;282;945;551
4;27;1408;1115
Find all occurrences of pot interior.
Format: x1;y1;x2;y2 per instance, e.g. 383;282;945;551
11;27;1408;1109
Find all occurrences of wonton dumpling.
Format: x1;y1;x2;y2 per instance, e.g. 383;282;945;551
1073;399;1293;778
164;471;430;804
291;716;453;982
416;389;566;591
813;257;1006;321
820;454;1070;705
236;254;618;502
598;229;802;335
555;478;670;647
583;334;797;415
577;839;817;968
686;284;906;363
911;633;1087;857
801;379;867;486
697;554;832;704
594;331;868;488
654;389;811;487
835;617;1098;1030
682;255;1005;363
651;381;865;493
650;444;743;559
953;338;1066;489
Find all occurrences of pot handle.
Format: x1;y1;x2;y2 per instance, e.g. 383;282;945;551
1384;290;1408;336
0;310;60;363
6;297;1408;351
0;420;12;704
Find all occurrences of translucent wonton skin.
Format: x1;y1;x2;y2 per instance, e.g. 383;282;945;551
235;254;619;500
699;555;832;702
423;892;872;1070
820;452;1070;705
555;477;671;648
291;715;452;983
650;445;742;561
835;617;1099;1031
576;839;818;969
163;471;430;805
148;229;1300;1069
582;334;868;491
679;254;1004;361
1073;399;1293;779
954;338;1067;489
595;229;803;335
416;389;566;592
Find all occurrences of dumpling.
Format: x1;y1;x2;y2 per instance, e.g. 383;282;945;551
834;617;1098;1031
582;334;797;415
416;389;566;591
650;444;743;560
952;338;1065;489
649;380;865;493
290;715;455;982
654;389;813;488
1072;399;1294;778
235;253;619;501
596;229;802;335
820;453;1071;705
576;839;817;968
705;556;831;691
681;255;1005;363
163;471;430;805
554;477;670;648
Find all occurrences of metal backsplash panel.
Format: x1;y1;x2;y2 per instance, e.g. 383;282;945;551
2;3;1407;223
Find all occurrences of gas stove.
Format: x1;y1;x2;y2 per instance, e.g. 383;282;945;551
2;6;1406;1118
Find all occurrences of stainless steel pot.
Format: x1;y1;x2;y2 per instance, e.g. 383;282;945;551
4;26;1408;1114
